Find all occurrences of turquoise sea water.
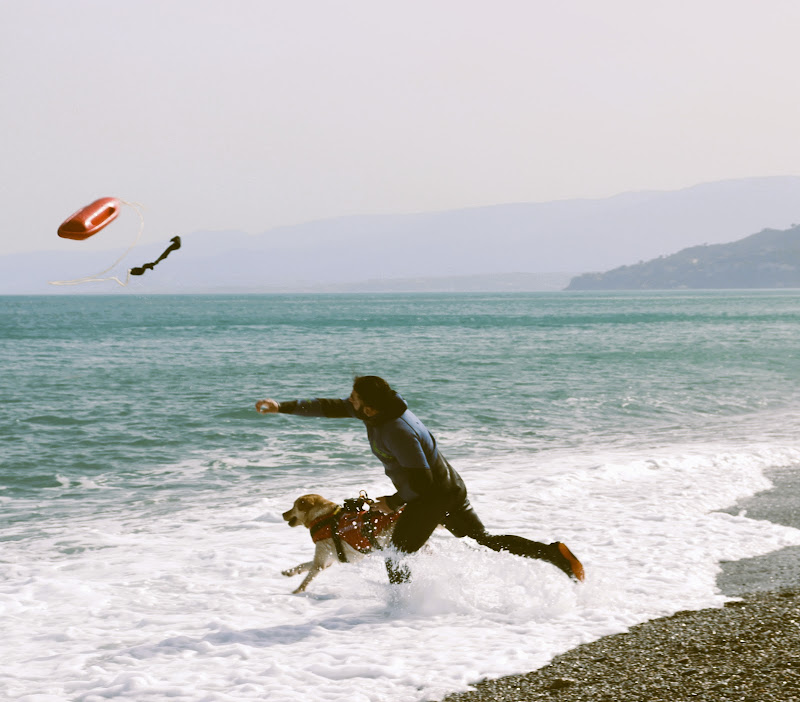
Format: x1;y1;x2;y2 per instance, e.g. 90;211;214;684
3;291;800;701
4;291;799;496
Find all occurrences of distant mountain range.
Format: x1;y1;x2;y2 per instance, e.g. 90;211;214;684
567;225;800;290
2;175;799;294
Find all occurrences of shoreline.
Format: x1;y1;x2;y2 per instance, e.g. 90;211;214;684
439;588;800;701
438;466;800;701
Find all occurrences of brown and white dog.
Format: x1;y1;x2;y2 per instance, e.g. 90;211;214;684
281;494;402;593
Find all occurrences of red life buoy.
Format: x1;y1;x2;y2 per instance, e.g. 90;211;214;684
57;197;121;240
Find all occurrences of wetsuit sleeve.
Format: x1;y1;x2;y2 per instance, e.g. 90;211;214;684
277;398;356;418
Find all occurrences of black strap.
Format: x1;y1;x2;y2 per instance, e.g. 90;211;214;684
309;508;349;563
331;525;348;563
130;236;181;276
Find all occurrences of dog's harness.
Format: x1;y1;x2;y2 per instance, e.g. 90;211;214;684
308;505;403;563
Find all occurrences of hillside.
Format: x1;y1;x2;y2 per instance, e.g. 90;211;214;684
2;176;799;294
566;225;800;290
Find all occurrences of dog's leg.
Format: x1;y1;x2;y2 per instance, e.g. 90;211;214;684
293;562;331;593
286;543;335;593
282;561;313;577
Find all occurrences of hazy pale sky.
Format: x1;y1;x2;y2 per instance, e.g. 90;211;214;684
2;0;799;255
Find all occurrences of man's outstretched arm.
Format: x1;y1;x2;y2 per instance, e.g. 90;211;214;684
255;397;355;418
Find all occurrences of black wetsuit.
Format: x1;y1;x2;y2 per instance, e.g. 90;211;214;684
278;393;558;580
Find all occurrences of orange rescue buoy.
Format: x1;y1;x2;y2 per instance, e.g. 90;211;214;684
57;197;121;240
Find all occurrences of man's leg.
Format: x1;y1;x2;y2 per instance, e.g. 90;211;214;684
443;499;584;581
385;496;448;583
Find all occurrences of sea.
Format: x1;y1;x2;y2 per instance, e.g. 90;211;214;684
3;291;800;702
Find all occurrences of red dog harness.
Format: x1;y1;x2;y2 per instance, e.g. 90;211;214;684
309;507;403;563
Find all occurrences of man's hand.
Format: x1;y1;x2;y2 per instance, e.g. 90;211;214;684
374;496;394;513
255;398;280;413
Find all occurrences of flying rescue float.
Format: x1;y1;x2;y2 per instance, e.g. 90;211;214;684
49;197;181;286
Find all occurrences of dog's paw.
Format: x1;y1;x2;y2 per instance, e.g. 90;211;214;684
282;568;297;577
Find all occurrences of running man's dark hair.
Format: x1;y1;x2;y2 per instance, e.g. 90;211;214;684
352;375;395;412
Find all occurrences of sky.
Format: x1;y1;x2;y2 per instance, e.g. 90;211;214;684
1;0;799;255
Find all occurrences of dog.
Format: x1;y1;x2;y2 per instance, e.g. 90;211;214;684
281;494;402;593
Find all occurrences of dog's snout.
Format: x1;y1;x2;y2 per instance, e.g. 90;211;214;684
282;507;302;527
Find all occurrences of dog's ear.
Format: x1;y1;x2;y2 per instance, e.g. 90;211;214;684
297;495;315;510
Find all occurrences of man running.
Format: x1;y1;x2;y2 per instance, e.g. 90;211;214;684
256;375;584;584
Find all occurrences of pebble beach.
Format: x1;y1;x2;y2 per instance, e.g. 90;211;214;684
440;588;800;702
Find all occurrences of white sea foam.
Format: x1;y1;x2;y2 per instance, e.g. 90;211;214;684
4;439;800;701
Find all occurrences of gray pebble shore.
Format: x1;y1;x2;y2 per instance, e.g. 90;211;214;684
437;587;800;701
